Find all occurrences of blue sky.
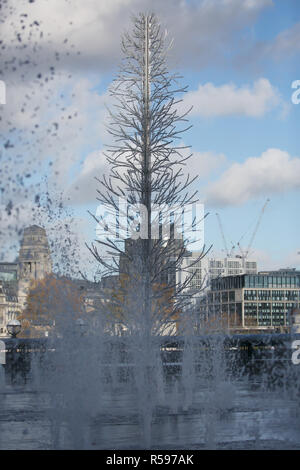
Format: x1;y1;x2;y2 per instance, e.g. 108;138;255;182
0;0;299;274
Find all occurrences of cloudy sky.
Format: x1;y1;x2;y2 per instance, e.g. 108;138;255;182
0;0;299;275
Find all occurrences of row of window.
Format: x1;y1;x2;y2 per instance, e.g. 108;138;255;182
244;275;299;288
227;261;241;268
244;290;299;300
212;274;300;291
209;291;299;303
203;301;296;326
245;262;257;268
244;302;291;326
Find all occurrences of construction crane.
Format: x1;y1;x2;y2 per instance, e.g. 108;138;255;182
237;198;270;260
229;241;236;257
216;213;230;257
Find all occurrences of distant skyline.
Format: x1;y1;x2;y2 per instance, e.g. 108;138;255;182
0;0;299;275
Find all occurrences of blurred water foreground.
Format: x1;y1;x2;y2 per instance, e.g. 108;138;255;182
1;334;300;449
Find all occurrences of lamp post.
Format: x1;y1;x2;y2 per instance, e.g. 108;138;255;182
7;319;21;339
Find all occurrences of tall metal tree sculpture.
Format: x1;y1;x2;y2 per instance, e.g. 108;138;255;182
89;13;209;337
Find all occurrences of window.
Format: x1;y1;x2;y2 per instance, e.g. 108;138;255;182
229;291;235;302
287;291;298;301
257;290;271;301
244;302;258;326
258;302;271;326
244;290;257;301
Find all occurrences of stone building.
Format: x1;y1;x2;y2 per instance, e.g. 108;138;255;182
0;225;52;336
0;225;115;337
17;225;52;308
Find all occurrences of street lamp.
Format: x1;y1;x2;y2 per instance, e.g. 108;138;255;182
7;319;21;338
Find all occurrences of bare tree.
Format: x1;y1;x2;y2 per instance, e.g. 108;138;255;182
88;12;210;337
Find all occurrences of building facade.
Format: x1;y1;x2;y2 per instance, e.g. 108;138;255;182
178;253;257;292
0;225;122;338
0;263;19;335
199;270;300;332
0;225;52;336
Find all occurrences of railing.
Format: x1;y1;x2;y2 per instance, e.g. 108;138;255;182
0;334;299;386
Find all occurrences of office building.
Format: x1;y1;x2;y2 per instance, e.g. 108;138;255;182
199;269;300;332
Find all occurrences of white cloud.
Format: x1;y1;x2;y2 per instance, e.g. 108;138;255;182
66;148;226;205
236;22;300;70
181;79;281;118
0;0;275;207
205;148;300;207
269;22;300;60
186;150;226;178
0;75;113;207
65;150;109;205
1;0;273;79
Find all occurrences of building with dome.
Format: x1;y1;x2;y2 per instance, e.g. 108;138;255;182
0;226;52;336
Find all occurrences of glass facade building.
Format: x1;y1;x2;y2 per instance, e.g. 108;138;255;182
202;271;300;331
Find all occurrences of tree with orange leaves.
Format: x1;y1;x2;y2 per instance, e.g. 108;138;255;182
106;273;178;336
18;273;85;337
